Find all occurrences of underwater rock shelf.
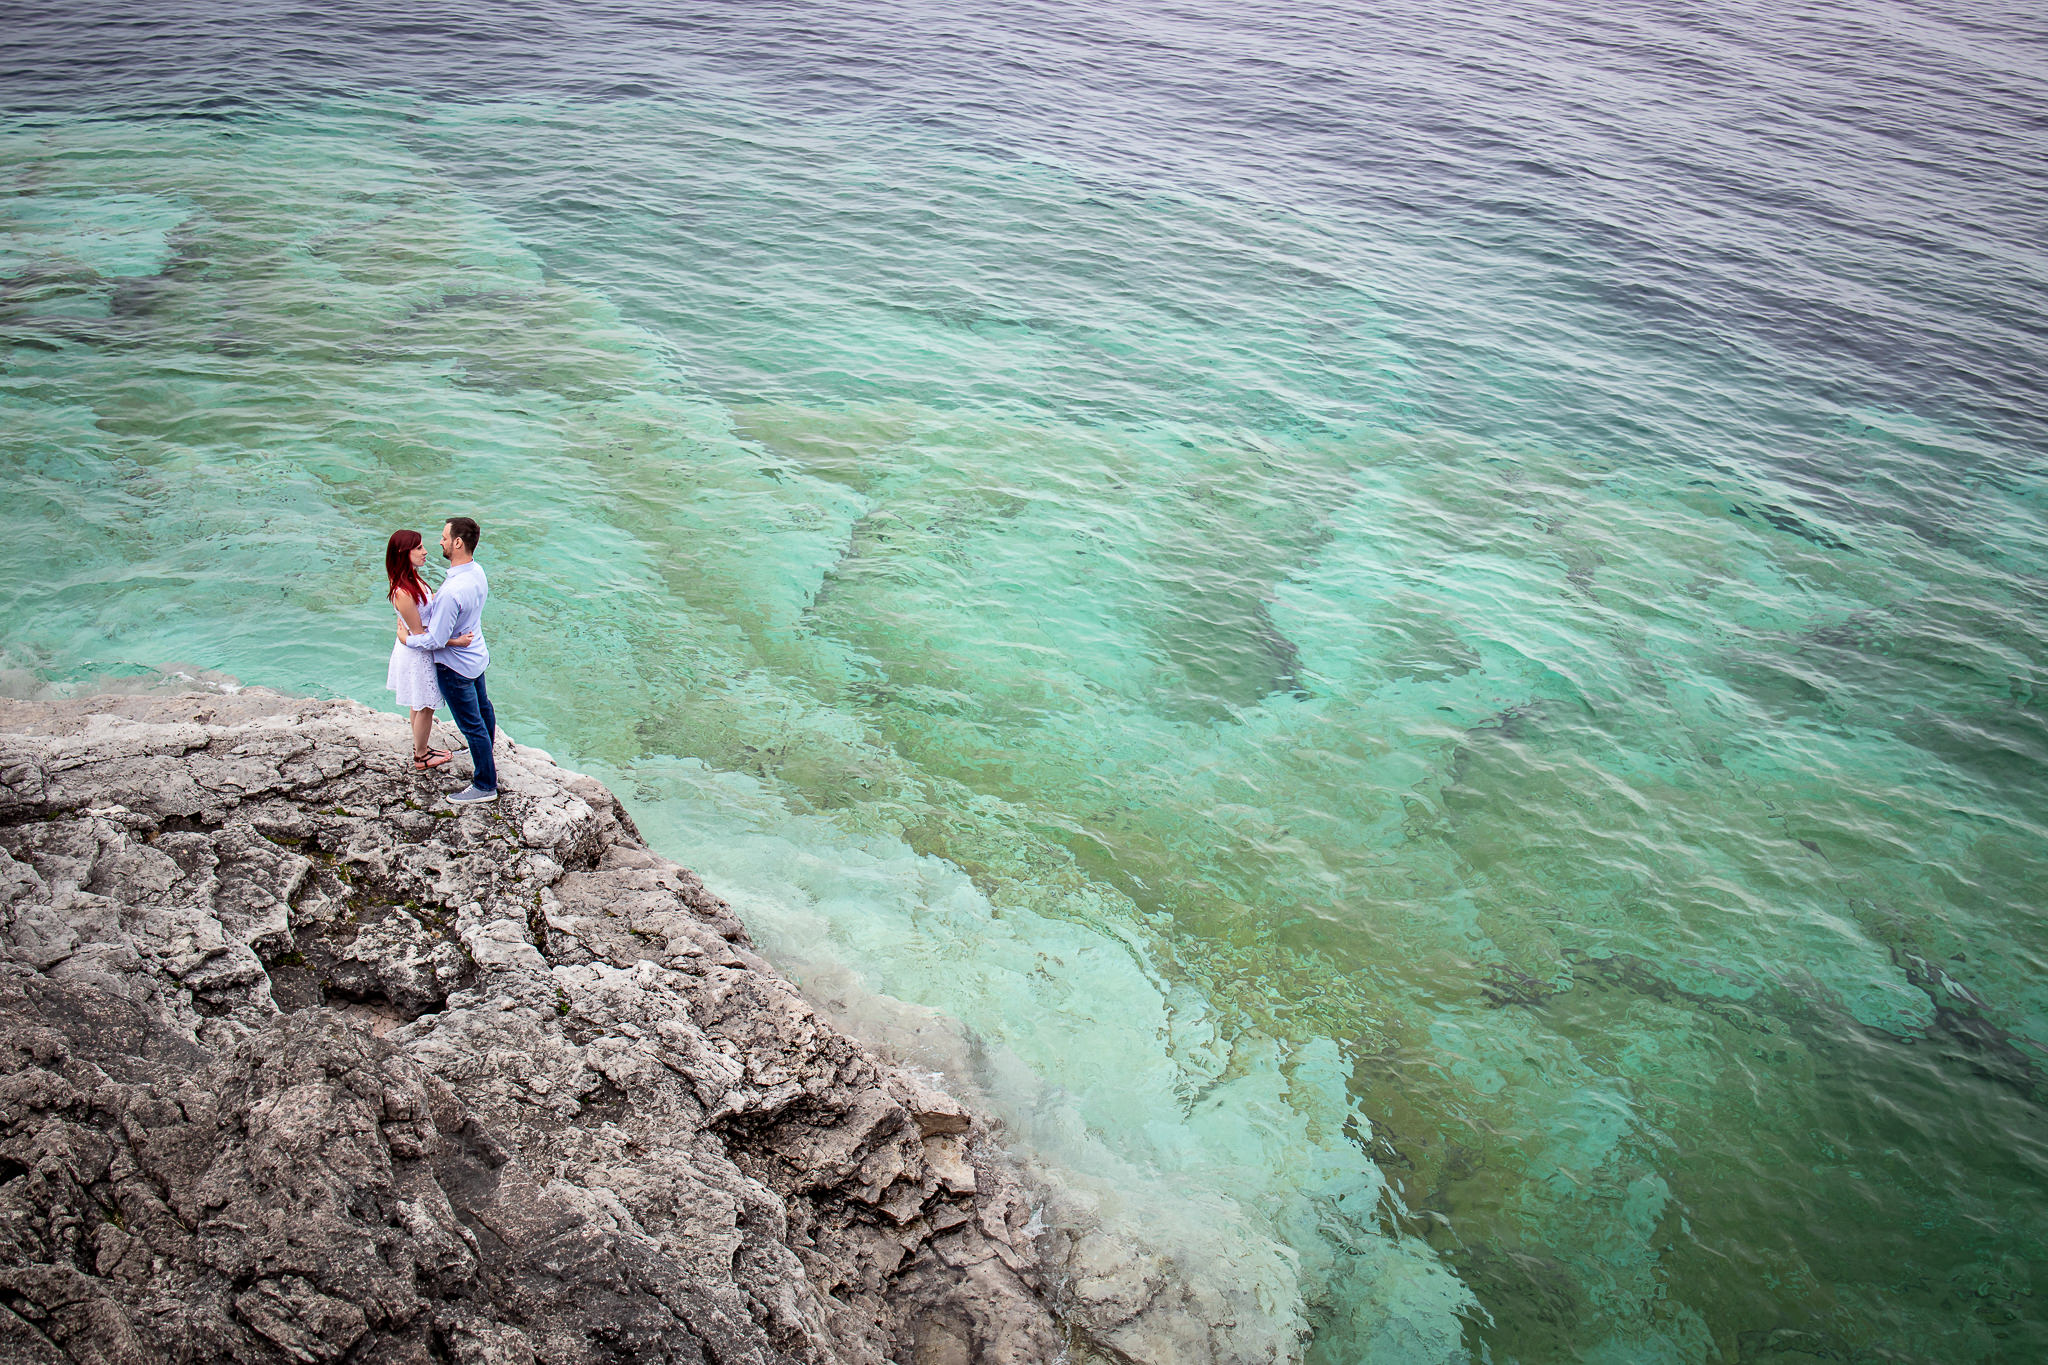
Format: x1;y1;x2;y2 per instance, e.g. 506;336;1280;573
0;690;1059;1365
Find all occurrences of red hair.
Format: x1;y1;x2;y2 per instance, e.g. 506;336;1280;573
385;530;431;609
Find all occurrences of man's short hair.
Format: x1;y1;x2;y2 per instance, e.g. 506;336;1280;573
447;517;481;553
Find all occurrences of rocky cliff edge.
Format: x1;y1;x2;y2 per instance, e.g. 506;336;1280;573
0;691;1063;1365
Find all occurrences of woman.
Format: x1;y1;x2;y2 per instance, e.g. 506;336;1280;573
384;529;470;771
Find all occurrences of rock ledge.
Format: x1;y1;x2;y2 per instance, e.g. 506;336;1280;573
0;691;1060;1365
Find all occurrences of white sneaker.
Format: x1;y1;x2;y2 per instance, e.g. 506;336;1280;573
448;784;498;805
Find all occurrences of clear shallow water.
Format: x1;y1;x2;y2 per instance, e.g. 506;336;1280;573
3;2;2047;1360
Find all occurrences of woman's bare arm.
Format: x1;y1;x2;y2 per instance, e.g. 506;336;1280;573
393;588;426;634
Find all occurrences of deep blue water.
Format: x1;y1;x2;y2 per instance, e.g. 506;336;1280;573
8;0;2047;460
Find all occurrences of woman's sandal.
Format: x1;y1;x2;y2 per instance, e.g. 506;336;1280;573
413;748;454;771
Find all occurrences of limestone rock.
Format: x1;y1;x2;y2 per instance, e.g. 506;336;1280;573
0;691;1060;1364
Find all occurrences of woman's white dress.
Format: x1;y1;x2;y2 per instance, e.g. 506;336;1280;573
386;587;443;711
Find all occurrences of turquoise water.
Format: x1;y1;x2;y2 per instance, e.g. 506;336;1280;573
4;3;2048;1359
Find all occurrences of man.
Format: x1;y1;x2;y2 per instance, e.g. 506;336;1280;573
402;517;497;805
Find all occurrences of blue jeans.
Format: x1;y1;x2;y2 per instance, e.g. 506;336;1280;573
434;664;497;791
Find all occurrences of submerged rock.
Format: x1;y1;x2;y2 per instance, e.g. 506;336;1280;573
0;691;1061;1364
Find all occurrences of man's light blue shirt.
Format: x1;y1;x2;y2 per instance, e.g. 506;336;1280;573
405;561;490;678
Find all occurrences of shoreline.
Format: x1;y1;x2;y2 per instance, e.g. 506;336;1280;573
0;676;1473;1365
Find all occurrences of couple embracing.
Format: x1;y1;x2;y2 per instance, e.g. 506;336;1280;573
383;516;500;805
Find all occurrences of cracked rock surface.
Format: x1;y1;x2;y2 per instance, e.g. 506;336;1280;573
0;691;1060;1364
